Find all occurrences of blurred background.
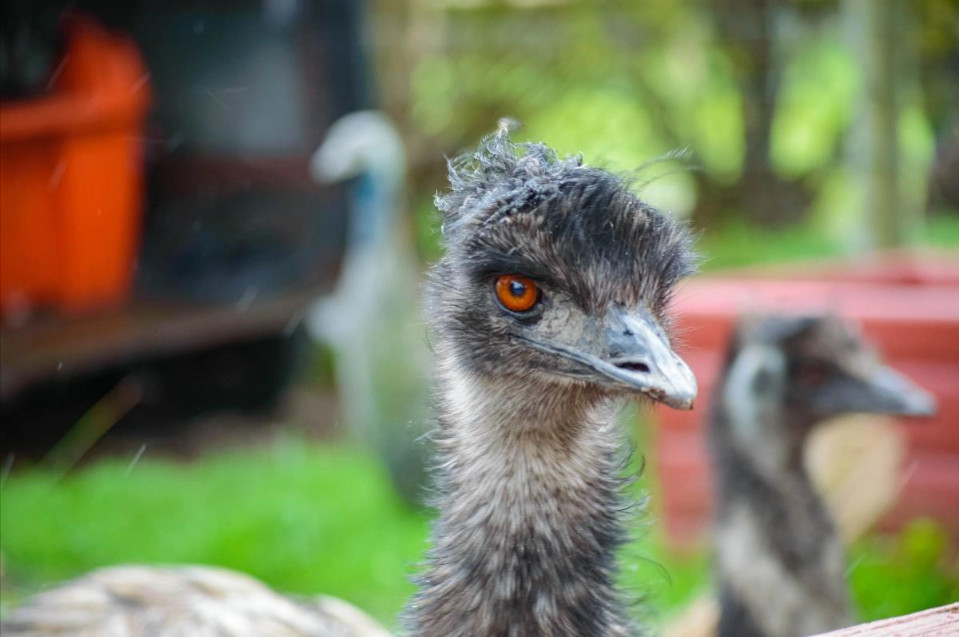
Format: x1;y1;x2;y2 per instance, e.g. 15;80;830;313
0;0;957;630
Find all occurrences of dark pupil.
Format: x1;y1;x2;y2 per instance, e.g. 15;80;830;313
508;280;527;297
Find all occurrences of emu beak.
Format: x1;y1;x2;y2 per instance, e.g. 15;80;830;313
840;364;937;417
598;305;697;410
517;305;697;409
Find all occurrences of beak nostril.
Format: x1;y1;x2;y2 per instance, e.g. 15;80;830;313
616;361;650;374
623;328;634;337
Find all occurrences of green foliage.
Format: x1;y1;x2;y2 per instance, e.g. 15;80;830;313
668;212;958;275
848;519;959;621
405;1;951;248
697;217;840;272
408;5;737;177
771;33;857;178
924;214;959;248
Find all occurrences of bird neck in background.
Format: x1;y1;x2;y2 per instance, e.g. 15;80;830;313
406;362;635;635
714;417;824;532
712;420;830;560
715;376;812;493
710;400;851;637
711;419;852;637
348;169;400;248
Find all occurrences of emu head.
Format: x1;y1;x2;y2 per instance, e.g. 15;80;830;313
427;128;697;409
720;314;936;446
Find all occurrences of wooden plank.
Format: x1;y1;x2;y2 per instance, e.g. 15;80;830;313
0;287;326;400
813;602;959;636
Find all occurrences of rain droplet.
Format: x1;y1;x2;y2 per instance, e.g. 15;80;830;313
45;54;70;90
50;161;66;188
236;287;258;313
130;72;151;95
124;444;147;477
0;453;14;490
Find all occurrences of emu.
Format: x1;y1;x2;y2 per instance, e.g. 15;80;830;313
2;127;697;636
709;314;935;637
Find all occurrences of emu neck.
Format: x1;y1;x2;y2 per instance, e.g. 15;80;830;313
406;359;635;636
710;407;852;637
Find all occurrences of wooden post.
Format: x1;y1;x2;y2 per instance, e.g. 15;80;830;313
814;602;959;636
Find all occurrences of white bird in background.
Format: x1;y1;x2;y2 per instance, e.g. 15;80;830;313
307;111;432;504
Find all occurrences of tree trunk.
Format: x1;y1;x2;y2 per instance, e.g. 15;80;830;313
701;0;811;229
845;0;906;249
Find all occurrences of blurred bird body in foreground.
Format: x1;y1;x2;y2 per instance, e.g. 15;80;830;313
709;314;935;637
1;566;389;637
3;127;698;636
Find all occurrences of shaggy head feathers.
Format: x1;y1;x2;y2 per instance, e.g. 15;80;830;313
436;130;694;313
428;129;695;386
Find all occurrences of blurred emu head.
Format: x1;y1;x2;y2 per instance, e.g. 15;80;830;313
719;314;936;443
427;124;697;409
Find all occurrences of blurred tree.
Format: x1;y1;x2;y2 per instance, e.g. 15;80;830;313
365;0;951;250
844;0;905;249
699;0;810;227
914;0;959;214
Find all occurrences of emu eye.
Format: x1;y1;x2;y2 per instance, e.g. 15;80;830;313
494;274;540;313
797;361;830;387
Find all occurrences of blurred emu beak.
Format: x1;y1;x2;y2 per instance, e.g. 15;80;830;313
598;305;697;410
848;364;937;418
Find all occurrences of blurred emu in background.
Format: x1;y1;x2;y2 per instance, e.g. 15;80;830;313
709;314;935;637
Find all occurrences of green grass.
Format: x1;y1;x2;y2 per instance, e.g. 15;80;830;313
0;441;429;624
1;437;956;628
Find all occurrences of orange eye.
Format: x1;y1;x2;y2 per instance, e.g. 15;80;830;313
494;274;539;313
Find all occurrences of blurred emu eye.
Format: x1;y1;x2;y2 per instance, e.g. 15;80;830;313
798;361;830;387
494;274;540;313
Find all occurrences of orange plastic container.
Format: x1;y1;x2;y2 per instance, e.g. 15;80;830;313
0;15;151;316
